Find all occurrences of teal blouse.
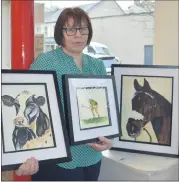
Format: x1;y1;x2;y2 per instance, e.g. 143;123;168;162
30;47;107;169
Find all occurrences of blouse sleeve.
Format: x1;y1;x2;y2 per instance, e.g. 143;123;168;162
98;59;107;75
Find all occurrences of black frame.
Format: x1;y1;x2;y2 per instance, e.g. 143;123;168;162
62;74;121;146
1;69;72;171
110;64;179;158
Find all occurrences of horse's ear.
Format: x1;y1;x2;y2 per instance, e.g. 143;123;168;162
143;78;151;91
134;79;142;91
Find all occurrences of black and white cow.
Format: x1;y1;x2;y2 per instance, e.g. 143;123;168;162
2;90;50;150
12;126;36;150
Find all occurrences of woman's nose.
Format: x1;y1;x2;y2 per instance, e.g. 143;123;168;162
75;29;81;37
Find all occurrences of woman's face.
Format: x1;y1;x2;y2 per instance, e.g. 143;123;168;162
62;17;89;54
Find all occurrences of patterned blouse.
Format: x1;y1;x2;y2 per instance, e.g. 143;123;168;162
30;47;107;169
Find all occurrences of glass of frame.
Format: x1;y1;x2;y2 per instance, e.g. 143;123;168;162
1;69;71;171
111;64;179;158
62;74;121;145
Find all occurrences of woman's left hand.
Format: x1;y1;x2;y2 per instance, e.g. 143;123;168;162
88;136;112;152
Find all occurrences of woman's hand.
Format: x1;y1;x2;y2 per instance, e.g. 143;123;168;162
15;157;39;176
88;136;112;152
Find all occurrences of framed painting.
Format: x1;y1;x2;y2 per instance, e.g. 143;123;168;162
1;69;71;171
62;74;121;145
111;64;179;157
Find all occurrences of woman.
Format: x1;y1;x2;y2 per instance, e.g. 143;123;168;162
15;7;112;181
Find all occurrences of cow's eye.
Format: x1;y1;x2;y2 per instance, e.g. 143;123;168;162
30;105;35;109
14;103;20;114
27;104;36;110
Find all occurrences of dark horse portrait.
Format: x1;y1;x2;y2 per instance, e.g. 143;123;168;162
126;78;172;145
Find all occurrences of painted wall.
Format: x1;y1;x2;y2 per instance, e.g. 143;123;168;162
154;0;179;66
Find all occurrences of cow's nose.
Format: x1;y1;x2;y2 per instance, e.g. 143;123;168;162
13;116;24;124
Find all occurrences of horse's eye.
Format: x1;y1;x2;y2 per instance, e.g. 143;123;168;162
145;99;149;104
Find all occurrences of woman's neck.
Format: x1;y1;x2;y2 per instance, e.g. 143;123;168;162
62;47;83;70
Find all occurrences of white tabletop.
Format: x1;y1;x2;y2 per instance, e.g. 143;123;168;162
102;150;179;174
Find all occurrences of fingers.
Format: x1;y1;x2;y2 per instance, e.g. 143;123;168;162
88;143;104;152
100;136;112;147
28;158;36;175
88;137;112;151
16;162;27;176
15;157;39;176
15;166;23;176
98;136;110;144
32;157;39;174
88;142;108;151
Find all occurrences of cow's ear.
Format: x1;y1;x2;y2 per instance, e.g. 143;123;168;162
134;79;142;91
36;96;45;106
143;78;151;91
1;95;15;107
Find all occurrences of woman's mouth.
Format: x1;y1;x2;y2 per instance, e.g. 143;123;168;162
73;42;84;45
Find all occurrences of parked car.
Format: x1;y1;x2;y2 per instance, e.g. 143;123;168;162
83;42;120;74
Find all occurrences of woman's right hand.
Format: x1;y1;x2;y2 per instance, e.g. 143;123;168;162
15;157;39;176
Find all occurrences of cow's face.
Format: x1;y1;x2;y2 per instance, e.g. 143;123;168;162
2;91;46;127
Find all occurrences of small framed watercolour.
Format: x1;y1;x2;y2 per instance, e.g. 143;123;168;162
1;69;71;171
62;74;121;145
111;64;179;157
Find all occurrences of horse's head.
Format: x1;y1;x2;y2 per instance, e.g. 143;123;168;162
129;78;172;143
132;78;157;122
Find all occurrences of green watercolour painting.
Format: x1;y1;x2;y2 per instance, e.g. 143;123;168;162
76;87;111;130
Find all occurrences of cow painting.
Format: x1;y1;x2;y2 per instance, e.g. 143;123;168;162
2;90;51;150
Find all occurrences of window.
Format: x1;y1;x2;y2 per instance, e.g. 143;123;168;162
44;26;48;37
36;26;40;33
144;45;153;65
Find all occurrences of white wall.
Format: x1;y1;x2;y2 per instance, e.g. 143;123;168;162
2;0;11;69
91;14;154;64
88;1;124;18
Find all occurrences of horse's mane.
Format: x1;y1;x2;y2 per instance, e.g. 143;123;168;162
151;89;172;117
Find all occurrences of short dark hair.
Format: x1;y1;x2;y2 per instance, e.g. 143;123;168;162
54;7;93;46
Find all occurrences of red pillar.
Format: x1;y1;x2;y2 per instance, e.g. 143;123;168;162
11;0;34;180
11;0;34;70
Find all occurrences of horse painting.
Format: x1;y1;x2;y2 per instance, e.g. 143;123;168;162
126;78;172;145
